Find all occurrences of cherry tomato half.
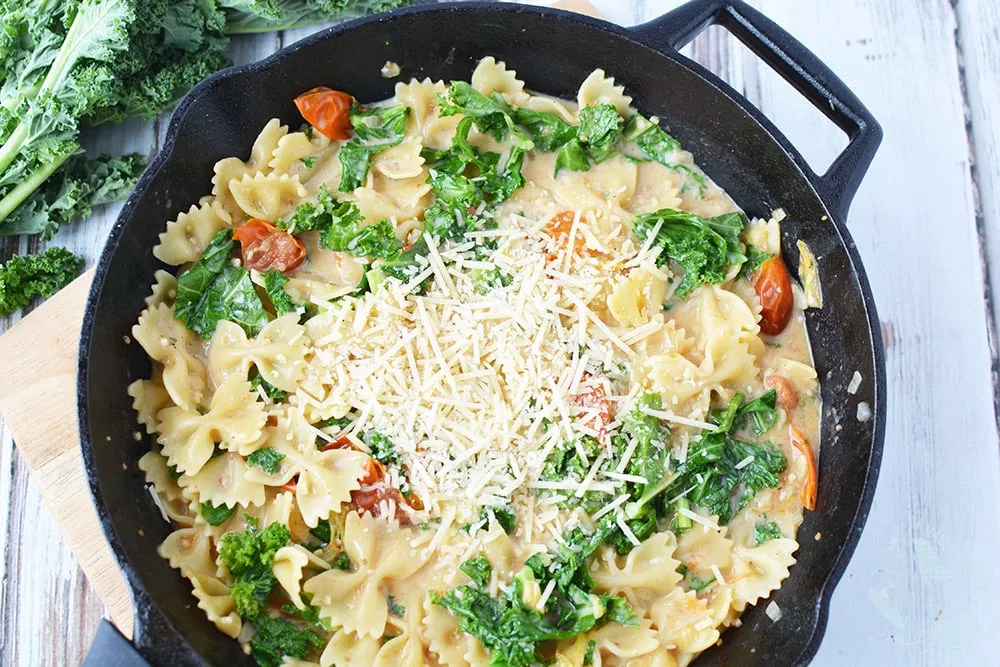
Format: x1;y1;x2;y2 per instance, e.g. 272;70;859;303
294;87;354;140
753;256;793;335
233;218;306;273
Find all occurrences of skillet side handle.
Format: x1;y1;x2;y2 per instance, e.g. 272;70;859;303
82;619;151;667
632;0;883;220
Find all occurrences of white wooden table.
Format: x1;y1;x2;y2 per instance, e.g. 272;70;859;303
2;1;998;664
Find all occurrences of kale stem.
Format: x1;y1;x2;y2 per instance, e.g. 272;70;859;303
0;150;73;223
0;123;28;175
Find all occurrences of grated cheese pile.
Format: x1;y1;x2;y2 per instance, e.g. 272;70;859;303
297;206;673;545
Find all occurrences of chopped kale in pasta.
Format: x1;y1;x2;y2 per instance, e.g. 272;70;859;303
135;57;822;667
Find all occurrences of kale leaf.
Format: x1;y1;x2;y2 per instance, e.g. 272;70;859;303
754;519;783;546
631;207;748;297
434;515;637;667
246;447;285;475
248;613;322;667
219;519;291;618
199;500;236;526
0;246;83;315
627;114;707;196
278;186;399;259
262;268;298;317
578;104;624;163
459;555;493;587
338;103;409;191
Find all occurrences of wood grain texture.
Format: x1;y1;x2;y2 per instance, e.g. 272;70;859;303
955;0;1000;429
1;1;999;665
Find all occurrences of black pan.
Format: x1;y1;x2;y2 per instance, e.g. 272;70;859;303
78;1;885;665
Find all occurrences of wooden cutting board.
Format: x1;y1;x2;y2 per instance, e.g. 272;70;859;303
0;0;602;646
0;269;134;637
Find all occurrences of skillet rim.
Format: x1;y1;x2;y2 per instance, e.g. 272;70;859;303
77;2;885;664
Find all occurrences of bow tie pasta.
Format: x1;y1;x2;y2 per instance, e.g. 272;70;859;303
132;56;822;666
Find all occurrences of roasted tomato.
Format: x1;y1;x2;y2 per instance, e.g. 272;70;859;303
294;87;354;140
753;256;793;335
233;218;306;273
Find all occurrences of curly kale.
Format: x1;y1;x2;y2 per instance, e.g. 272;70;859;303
0;246;83;315
631;208;748;297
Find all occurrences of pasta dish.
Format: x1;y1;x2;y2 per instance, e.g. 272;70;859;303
130;57;822;667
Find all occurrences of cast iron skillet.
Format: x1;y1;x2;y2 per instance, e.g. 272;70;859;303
78;1;885;665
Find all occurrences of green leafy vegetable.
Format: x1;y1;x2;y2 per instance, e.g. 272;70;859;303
667;393;786;524
554;138;589;174
247;447;285;475
0;246;83;316
438;82;532;149
0;153;144;239
309;518;331;544
331;552;352;571
459;555;492;587
363;430;411;496
278;186;399;258
631;208;748;297
513;108;578;152
338;103;409;191
627;114;707;195
740;245;773;279
578;104;624;163
262;268;298;317
754;519;782;546
200;500;236;526
247;613;322;667
481;506;516;534
250;370;288;403
173;228;269;338
387;594;406;618
219;519;291;618
434;516;636;667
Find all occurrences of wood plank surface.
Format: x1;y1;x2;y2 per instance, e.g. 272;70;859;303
1;1;999;665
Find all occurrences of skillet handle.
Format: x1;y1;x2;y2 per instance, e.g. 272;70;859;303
631;0;882;220
82;619;151;667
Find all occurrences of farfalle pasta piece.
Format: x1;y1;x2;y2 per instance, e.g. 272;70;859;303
153;200;230;266
139;450;196;526
178;452;267;509
590;619;662;663
577;69;632;116
304;512;431;639
269;131;320;175
156;375;267;475
158;526;217;579
607;267;667;327
592;532;683;600
349;177;431;223
190;574;242;638
423;597;491;666
373;599;429;667
210;119;287;219
293;448;371;528
128;379;172;434
229;172;307;221
393;78;447;134
320;629;381;667
650;588;719;654
208;315;309;393
471;56;529;106
674;511;734;579
145;270;178;308
372;136;425;180
132;303;207;411
729;538;798;612
273;544;331;610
